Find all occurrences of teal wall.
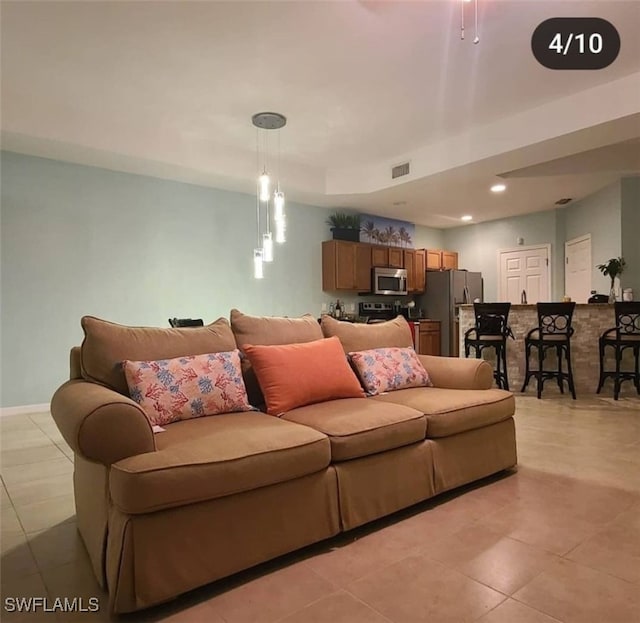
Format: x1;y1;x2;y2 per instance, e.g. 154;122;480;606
563;181;622;295
414;224;445;250
0;152;335;407
0;152;448;407
621;177;640;298
442;210;563;302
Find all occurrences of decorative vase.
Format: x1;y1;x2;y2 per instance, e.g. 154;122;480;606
608;284;616;303
331;227;360;242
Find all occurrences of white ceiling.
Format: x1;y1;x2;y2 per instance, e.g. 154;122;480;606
2;0;640;228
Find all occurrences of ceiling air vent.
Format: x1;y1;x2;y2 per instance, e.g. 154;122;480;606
555;197;573;205
392;162;410;179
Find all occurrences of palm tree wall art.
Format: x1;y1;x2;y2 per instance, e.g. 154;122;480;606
359;215;415;248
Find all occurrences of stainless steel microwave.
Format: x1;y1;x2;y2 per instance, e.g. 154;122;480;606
372;267;408;296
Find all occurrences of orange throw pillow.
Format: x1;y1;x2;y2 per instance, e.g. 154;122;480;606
243;337;365;415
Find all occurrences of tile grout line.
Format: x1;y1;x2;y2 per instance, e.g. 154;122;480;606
342;589;397;623
509;589;565;622
557;551;639;587
468;596;509;623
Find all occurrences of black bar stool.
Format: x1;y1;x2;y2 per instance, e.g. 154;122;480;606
597;301;640;400
521;302;576;399
464;303;513;390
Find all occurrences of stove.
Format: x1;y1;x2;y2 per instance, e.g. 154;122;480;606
358;302;421;350
358;302;397;324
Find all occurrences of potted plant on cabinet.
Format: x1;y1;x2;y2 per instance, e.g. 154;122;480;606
327;212;361;242
596;256;626;303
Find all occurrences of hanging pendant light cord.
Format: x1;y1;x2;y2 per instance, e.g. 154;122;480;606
265;130;271;234
460;0;465;40
277;130;281;194
474;0;479;44
256;128;261;246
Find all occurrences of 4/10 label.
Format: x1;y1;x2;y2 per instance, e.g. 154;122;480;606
532;18;620;70
549;32;603;56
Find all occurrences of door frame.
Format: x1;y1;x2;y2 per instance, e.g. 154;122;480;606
564;234;591;300
497;243;552;301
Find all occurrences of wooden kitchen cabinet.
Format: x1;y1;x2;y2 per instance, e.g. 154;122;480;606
404;249;416;292
426;249;458;271
371;245;404;269
355;243;372;291
441;250;458;270
322;240;371;291
371;246;388;267
322;240;424;292
418;321;441;356
388;248;403;268
415;249;426;292
404;249;426;293
426;249;443;270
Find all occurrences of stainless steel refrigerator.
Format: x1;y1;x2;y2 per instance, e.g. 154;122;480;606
415;270;483;357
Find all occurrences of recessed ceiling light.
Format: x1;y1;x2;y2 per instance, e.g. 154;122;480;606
461;215;473;221
490;183;506;193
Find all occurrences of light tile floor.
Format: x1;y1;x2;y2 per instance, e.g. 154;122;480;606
1;395;639;622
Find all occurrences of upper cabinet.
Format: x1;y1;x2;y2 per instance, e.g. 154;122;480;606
426;249;459;271
415;249;426;292
371;246;403;268
354;244;372;291
322;240;372;291
441;250;458;270
404;249;416;292
371;246;388;267
426;249;443;270
323;240;426;293
405;249;426;293
388;248;403;268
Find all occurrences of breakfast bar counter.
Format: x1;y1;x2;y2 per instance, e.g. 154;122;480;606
458;303;632;396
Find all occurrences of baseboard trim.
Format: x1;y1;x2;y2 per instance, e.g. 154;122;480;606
0;403;50;417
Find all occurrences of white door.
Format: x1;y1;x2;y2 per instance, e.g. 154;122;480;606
565;235;591;303
498;245;551;303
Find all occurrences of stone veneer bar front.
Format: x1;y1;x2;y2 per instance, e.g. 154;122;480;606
458;303;636;396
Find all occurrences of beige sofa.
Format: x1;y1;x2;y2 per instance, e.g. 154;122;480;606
51;311;517;614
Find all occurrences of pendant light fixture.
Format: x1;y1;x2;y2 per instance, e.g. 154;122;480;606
252;112;287;277
460;0;480;44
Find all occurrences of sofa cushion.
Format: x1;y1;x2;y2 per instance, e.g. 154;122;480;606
110;412;330;514
349;347;433;395
230;309;324;405
123;350;253;426
243;337;364;415
81;316;237;395
282;398;425;461
321;315;413;353
371;388;515;438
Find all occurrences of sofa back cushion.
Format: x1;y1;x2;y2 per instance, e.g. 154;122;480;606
243;337;365;415
230;309;324;405
80;316;237;395
321;315;413;353
123;350;253;426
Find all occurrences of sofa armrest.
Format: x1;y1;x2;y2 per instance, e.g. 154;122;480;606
418;355;493;390
51;380;155;466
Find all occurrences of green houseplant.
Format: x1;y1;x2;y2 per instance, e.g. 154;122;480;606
597;256;626;303
327;212;361;242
